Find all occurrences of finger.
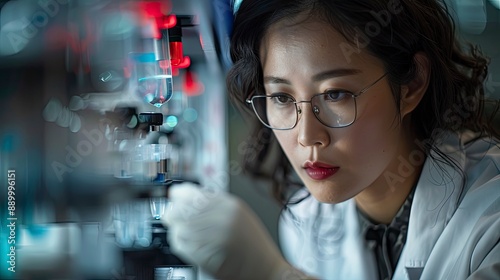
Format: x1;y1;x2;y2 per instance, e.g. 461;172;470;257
168;227;225;272
163;184;206;224
168;182;202;201
162;200;213;225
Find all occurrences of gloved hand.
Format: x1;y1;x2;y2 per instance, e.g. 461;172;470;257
161;183;310;280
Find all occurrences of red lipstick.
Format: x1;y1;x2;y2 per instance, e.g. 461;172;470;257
303;161;339;180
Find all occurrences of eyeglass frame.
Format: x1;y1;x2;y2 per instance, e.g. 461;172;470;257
246;72;388;130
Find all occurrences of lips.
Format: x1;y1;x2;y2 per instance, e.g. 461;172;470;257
303;161;339;180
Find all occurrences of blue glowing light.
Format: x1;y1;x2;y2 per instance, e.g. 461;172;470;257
165;115;178;128
183;108;198;123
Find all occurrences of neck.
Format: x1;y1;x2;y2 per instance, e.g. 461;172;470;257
355;182;416;224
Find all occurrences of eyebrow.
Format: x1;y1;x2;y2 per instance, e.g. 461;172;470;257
263;68;362;85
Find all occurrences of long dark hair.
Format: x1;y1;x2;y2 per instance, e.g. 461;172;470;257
226;0;499;204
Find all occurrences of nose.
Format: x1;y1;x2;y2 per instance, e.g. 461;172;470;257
296;103;330;147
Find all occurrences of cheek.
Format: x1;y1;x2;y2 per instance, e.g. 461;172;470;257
273;131;299;165
274;131;294;153
346;100;401;169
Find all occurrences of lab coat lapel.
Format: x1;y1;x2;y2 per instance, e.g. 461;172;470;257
395;132;466;279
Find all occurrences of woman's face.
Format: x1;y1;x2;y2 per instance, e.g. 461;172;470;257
260;18;415;203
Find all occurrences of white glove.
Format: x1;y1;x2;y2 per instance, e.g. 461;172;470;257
161;183;310;280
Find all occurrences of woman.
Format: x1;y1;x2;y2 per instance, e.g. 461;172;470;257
162;0;500;279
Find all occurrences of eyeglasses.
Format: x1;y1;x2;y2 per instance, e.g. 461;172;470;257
246;73;388;130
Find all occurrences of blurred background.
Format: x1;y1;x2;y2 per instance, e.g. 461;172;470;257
0;0;498;279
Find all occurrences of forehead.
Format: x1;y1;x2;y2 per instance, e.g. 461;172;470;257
260;18;381;75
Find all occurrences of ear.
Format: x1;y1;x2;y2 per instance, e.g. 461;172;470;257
400;52;430;118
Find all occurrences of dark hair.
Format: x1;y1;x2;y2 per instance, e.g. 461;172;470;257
226;0;499;204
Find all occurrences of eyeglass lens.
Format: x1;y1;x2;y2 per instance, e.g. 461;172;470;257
251;94;356;129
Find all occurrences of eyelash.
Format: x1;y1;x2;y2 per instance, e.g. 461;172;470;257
268;89;353;100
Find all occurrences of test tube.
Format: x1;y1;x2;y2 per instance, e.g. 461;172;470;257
141;144;170;220
130;33;173;108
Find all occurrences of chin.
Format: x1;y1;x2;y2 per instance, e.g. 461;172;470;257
308;186;354;204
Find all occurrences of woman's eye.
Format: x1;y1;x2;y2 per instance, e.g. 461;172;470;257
270;94;293;105
324;90;349;102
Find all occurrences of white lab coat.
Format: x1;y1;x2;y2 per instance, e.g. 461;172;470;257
279;131;500;280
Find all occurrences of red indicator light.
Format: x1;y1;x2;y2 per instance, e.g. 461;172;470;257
139;1;171;18
170;41;184;66
183;70;205;96
163;14;177;29
176;56;191;69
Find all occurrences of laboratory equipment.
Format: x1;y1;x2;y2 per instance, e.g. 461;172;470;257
0;0;228;279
